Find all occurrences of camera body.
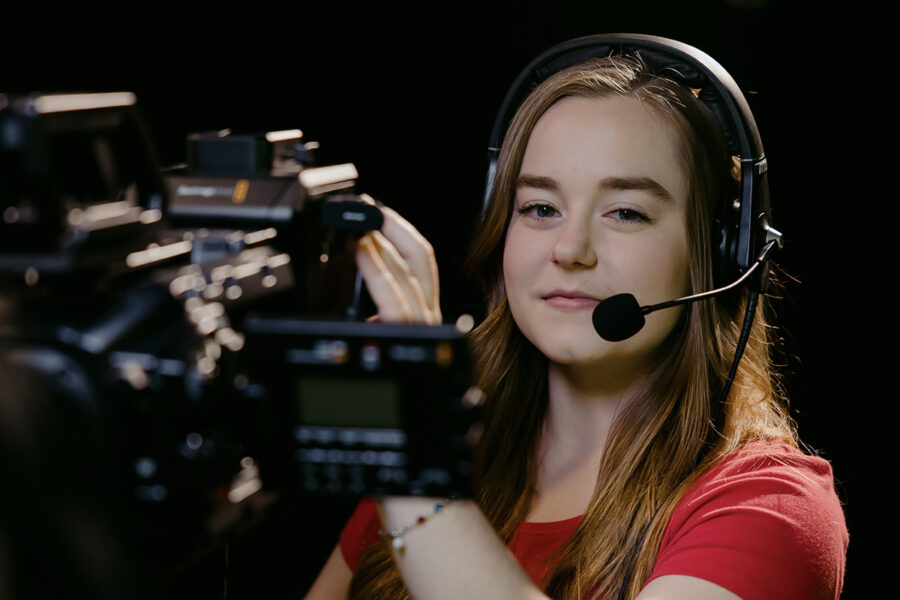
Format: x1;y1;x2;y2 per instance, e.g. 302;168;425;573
0;92;479;546
243;317;477;499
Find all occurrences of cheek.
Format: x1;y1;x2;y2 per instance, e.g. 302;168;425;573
502;227;534;295
663;233;692;295
615;233;691;302
648;249;690;298
501;228;543;339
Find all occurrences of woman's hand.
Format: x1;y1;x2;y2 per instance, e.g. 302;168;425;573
354;195;442;325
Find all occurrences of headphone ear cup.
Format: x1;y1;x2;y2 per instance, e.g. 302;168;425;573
714;198;740;288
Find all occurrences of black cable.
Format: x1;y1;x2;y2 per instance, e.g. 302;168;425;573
615;290;760;600
700;290;759;467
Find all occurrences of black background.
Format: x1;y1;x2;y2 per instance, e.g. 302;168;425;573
3;0;895;597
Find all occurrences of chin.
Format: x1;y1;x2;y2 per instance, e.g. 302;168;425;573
544;343;623;368
522;325;615;365
521;317;677;375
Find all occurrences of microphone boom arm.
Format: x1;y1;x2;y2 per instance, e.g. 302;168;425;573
642;240;778;315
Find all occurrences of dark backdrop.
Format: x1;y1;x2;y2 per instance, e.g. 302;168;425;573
4;1;894;597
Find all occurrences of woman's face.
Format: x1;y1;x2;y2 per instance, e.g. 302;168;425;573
503;95;691;378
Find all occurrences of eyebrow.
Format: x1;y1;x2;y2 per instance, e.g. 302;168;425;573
516;174;674;201
601;176;673;201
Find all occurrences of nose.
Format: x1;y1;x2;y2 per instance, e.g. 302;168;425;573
551;215;597;268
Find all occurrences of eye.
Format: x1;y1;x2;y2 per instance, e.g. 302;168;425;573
518;202;560;219
607;208;650;224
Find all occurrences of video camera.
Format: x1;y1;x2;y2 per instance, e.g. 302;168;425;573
0;91;480;543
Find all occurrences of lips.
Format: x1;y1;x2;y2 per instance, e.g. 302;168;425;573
541;289;603;310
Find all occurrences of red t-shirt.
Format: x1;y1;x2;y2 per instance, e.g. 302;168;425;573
339;441;848;599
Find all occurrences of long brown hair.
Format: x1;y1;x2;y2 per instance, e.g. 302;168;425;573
350;54;796;600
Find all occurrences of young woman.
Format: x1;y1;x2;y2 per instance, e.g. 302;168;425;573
305;40;848;600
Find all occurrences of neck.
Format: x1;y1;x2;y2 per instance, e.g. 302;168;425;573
544;360;645;450
527;362;645;521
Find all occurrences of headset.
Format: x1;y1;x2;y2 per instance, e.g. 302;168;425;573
484;33;782;292
482;34;784;598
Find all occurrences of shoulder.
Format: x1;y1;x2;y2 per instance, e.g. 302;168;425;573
680;440;844;520
649;440;849;600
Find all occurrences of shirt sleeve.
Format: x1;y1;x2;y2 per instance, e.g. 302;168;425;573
646;444;849;600
339;496;383;572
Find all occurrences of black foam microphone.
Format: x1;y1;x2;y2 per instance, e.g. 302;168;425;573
592;240;778;342
591;294;645;342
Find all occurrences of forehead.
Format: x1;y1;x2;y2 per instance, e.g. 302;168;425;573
521;95;688;203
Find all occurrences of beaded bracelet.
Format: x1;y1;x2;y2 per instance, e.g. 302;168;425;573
379;498;453;553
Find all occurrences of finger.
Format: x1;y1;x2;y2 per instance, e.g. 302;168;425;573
368;230;430;322
377;205;440;313
358;194;441;324
374;235;440;325
355;234;414;323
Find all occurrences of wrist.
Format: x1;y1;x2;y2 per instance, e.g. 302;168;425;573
376;497;455;551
